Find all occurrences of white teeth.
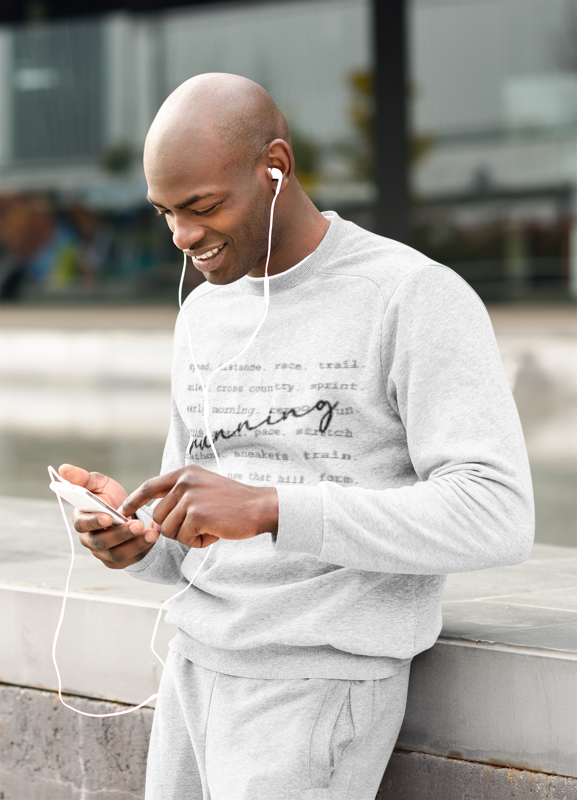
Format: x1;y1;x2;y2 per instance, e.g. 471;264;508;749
195;245;223;261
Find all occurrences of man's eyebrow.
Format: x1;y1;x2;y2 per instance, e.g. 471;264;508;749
146;193;216;210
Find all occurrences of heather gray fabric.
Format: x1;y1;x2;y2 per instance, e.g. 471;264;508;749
127;211;534;679
145;650;411;800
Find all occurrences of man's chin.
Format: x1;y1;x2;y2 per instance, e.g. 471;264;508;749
203;269;239;286
201;258;255;286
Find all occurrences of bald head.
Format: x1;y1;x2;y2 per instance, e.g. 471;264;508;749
145;73;290;175
142;73;325;287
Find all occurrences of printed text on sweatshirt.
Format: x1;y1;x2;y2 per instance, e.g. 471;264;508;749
126;212;534;680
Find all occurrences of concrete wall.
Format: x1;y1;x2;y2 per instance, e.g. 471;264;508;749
1;493;576;798
2;684;576;800
379;751;577;800
0;685;152;800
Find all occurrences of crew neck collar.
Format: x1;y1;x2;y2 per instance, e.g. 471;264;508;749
244;254;309;282
240;211;343;296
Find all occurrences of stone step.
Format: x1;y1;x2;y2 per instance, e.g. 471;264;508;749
1;495;575;797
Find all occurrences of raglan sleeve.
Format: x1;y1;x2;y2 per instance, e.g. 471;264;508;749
274;266;535;575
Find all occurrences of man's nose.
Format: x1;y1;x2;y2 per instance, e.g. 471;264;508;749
172;220;205;252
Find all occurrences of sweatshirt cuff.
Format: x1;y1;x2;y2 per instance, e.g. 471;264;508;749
275;485;324;557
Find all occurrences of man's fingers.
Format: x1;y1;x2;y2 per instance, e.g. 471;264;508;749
61;463;122;501
84;534;155;569
78;520;144;551
151;492;180;527
74;509;140;534
160;504;218;548
187;533;219;549
73;509;114;533
158;504;187;540
143;527;160;544
59;463;91;487
121;471;181;516
176;512;219;548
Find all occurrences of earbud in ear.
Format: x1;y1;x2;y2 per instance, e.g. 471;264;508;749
268;168;283;181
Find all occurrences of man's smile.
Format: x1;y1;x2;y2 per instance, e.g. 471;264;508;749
190;243;227;272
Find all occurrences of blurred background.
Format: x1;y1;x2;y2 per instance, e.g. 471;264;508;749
0;0;575;546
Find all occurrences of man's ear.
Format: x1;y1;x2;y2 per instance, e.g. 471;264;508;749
266;139;293;188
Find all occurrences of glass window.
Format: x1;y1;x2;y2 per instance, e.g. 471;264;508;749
409;0;577;301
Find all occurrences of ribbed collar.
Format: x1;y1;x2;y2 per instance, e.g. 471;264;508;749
240;211;344;296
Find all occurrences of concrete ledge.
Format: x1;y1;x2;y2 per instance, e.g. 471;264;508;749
0;584;176;706
379;750;577;800
398;638;577;777
1;496;576;795
0;496;176;706
0;684;152;800
3;685;576;800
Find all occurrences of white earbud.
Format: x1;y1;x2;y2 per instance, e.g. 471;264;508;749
269;167;283;182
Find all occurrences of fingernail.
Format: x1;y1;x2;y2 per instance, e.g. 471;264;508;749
130;522;141;534
99;516;109;527
144;530;157;543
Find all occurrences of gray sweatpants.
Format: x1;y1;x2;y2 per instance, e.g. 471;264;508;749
145;650;411;800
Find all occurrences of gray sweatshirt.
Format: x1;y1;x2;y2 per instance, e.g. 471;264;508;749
126;212;534;680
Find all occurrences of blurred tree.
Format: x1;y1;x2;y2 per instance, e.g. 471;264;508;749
348;70;374;180
100;142;134;175
289;127;320;194
346;69;433;181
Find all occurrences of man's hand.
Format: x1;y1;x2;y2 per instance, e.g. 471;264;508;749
121;466;279;549
59;463;159;570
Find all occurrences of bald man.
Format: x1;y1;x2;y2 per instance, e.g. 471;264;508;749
62;73;533;800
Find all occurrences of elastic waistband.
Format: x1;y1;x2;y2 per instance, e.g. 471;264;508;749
169;630;410;680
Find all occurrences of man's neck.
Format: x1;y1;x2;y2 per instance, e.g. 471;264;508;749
248;185;330;279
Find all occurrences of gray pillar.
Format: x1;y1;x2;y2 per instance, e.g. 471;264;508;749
373;0;410;243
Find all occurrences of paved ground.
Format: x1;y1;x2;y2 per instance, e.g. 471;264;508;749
0;303;575;546
0;305;179;330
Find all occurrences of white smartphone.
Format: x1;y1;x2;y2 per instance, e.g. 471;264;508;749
48;466;128;526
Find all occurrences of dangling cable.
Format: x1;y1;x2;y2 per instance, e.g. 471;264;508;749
50;468;209;718
51;489;160;717
178;171;282;473
50;170;282;718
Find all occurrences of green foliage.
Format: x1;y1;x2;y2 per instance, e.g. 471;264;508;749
346;70;434;180
348;70;375;180
100;143;134;175
289;127;320;193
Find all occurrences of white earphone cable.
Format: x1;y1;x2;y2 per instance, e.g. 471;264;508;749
50;170;282;718
179;172;281;471
51;490;209;717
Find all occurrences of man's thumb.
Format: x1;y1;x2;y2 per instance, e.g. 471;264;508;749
59;463;90;487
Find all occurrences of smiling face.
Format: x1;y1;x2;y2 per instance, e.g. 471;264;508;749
145;122;279;286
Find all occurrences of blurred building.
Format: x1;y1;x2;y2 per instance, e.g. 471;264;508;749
0;0;575;302
410;0;577;301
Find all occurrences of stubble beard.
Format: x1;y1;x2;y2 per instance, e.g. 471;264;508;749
205;192;279;286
